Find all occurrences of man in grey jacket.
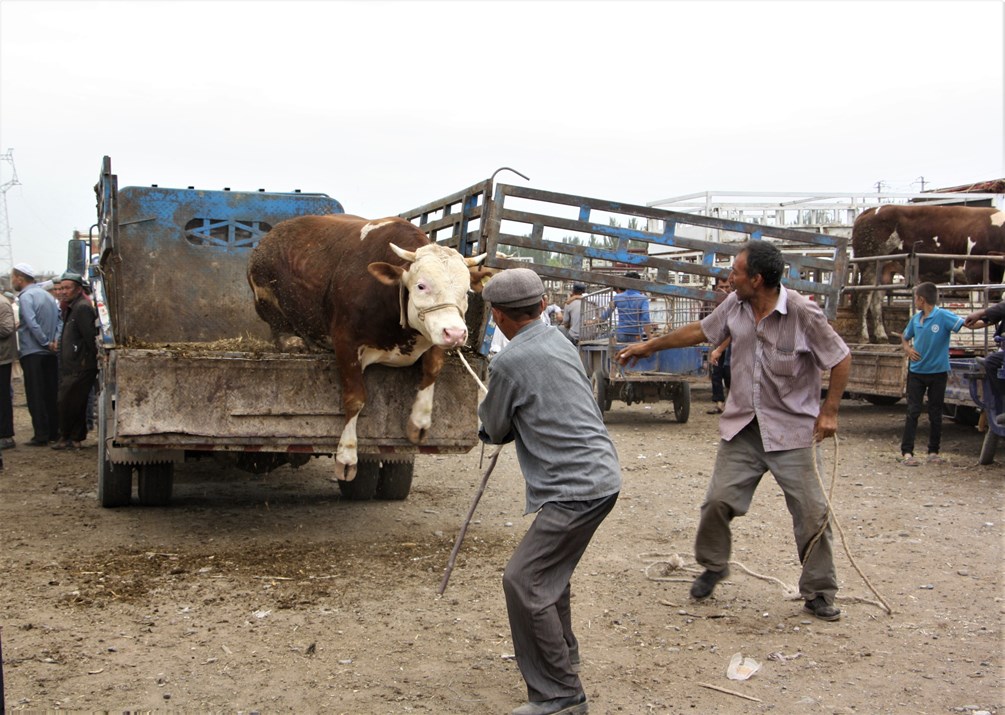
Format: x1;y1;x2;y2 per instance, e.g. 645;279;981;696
11;263;60;446
479;268;621;715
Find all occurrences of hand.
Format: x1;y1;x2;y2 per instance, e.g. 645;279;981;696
905;346;920;362
813;411;838;442
964;309;986;328
710;348;722;366
615;341;651;367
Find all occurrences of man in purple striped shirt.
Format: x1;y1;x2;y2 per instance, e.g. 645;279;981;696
616;241;851;621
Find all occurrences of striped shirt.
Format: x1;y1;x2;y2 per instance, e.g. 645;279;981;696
700;286;849;452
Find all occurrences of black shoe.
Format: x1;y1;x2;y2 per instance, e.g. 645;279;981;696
690;568;728;600
0;437;14;449
803;596;841;621
26;438;49;447
511;692;588;715
996;413;1005;427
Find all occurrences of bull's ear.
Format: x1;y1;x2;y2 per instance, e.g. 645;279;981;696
468;268;494;293
465;252;488;267
369;261;405;286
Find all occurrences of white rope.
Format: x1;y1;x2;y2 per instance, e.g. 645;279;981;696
456;349;487;395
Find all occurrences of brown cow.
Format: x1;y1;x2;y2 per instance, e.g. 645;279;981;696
852;204;1005;342
247;214;488;480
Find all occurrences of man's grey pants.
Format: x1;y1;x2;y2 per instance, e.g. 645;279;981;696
695;420;838;604
503;494;618;702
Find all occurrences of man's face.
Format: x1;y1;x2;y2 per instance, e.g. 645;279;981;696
729;252;758;300
59;281;80;301
10;272;24;291
714;278;730;292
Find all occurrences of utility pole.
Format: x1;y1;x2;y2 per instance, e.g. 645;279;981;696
874;180;888;194
0;149;20;280
914;176;927;192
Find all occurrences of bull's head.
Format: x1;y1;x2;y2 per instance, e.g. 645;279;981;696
369;244;489;348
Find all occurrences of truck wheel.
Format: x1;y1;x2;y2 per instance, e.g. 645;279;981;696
99;458;133;508
673;382;691;423
97;391;132;508
864;395;901;406
980;428;998;465
137;462;174;506
592;373;612;413
950;405;980;427
376;460;414;500
339;458;379;501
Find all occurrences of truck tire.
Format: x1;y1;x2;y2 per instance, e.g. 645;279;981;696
863;395;901;406
99;459;133;508
673;382;691;423
338;458;379;501
97;390;133;508
950;405;980;427
980;428;998;465
137;462;174;506
592;373;612;413
376;460;414;500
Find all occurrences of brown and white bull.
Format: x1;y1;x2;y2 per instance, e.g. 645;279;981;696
247;214;488;480
852;204;1005;342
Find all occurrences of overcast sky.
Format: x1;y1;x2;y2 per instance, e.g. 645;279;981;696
1;0;1002;274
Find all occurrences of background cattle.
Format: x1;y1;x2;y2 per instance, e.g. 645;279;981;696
851;204;1005;342
247;215;488;480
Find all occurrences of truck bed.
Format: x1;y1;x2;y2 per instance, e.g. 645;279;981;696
109;348;481;455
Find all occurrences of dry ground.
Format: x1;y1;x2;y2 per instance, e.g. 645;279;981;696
1;378;1002;714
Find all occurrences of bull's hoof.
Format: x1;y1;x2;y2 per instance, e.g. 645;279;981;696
332;460;357;482
406;420;428;445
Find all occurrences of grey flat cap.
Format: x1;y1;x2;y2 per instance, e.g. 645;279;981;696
482;268;545;308
58;271;85;285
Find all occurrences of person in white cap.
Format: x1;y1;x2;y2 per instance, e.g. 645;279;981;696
479;267;621;715
11;263;61;446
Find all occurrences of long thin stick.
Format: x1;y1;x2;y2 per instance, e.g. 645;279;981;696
696;682;762;703
438;445;503;595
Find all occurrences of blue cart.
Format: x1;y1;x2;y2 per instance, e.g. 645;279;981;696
577;288;707;421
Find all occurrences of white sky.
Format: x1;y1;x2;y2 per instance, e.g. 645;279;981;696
1;0;1003;274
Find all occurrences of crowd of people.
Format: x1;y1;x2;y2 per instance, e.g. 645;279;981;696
0;262;98;470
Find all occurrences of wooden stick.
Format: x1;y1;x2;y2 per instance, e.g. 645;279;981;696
438;445;503;596
696;682;762;703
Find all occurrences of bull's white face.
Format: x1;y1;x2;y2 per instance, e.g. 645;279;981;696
394;244;484;349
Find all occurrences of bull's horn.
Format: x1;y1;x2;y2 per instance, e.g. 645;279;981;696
389;243;417;263
465;253;488;267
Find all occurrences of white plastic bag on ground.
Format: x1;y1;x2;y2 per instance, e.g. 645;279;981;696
726;652;761;680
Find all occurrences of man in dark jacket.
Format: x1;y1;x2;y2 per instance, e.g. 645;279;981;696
52;272;98;450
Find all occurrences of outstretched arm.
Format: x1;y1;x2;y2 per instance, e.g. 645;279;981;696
615;321;707;366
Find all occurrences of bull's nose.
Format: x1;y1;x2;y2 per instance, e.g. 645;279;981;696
443;327;468;346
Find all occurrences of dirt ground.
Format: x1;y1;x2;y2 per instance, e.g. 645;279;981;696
1;376;1002;714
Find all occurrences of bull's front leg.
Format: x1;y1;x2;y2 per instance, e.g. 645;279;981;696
333;346;366;482
407;347;445;444
870;291;889;343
